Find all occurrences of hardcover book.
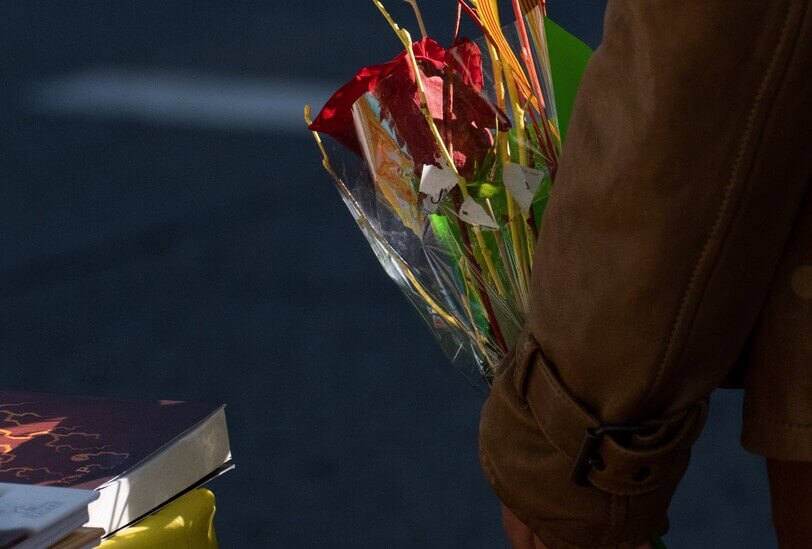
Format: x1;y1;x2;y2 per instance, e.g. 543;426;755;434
0;482;98;549
0;391;231;535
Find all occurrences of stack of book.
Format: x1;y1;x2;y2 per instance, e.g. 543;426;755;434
0;391;232;547
0;482;101;548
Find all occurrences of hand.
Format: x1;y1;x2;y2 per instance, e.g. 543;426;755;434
501;504;654;549
502;504;548;549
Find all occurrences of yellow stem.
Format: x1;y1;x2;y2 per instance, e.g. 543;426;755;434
373;0;508;300
304;105;490;360
402;0;428;38
308;105;504;371
486;42;530;312
305;105;479;344
501;50;535;291
458;259;499;371
485;0;539;270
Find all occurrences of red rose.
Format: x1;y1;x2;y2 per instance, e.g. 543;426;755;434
309;38;510;178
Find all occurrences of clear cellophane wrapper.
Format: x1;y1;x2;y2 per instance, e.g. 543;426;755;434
320;17;563;391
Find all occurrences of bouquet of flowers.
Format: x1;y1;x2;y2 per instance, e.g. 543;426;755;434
305;0;592;389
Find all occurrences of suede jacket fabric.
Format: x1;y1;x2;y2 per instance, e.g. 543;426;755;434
479;1;812;547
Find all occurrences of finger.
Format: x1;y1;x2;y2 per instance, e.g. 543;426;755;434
501;504;546;549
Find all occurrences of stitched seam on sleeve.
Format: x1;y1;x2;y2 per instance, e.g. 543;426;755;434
512;337;535;396
643;2;799;404
537;353;597;427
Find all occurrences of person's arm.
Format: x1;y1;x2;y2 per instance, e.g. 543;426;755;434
767;460;812;546
480;1;812;547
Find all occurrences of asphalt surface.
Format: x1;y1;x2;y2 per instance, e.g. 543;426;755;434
1;2;775;547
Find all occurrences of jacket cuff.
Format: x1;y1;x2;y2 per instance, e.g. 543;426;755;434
479;335;707;548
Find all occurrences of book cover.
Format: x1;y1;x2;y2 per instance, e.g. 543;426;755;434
0;391;221;490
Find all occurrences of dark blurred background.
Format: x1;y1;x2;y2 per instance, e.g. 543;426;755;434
1;2;775;547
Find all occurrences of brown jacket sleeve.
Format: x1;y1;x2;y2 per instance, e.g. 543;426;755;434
479;1;812;547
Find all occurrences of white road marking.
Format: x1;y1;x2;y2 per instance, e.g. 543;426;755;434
30;68;337;133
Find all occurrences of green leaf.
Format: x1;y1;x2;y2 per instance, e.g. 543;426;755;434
545;17;593;142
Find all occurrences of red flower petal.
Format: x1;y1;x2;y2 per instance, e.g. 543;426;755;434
448;38;485;90
309;38;446;154
310;37;510;180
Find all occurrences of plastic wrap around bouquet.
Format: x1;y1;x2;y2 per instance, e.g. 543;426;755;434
306;0;592;391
